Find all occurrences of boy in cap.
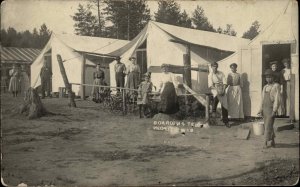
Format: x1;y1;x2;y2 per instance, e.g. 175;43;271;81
258;69;281;149
208;62;230;127
114;56;126;93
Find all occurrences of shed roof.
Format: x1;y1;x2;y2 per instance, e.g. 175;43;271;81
1;46;41;64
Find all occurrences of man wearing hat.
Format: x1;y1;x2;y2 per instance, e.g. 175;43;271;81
91;63;105;102
208;62;230;127
258;69;281;148
126;56;141;97
114;56;126;93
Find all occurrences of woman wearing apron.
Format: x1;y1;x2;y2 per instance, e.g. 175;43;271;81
281;58;291;117
258;69;281;149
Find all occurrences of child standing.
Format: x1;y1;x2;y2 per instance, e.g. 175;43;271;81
137;73;153;118
258;69;281;149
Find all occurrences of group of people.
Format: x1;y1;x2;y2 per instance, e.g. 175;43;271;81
6;64;30;98
91;56;142;102
208;58;291;148
208;62;244;128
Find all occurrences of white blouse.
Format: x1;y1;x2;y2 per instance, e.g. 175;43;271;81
281;68;291;81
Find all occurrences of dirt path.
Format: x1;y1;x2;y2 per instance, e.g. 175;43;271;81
1;93;299;186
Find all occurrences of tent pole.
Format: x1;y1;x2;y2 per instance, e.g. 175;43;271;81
183;44;191;115
56;54;76;107
81;54;86;100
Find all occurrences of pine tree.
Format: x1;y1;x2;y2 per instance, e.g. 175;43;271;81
154;0;182;26
178;10;192;28
103;0;150;40
39;23;51;48
242;20;260;40
222;24;237;36
71;3;100;36
191;6;215;32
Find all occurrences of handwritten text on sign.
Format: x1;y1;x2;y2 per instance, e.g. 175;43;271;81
152;120;208;133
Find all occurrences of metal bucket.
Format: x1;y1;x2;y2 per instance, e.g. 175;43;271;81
253;122;264;136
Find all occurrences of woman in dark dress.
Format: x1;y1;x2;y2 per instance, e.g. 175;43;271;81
269;61;284;116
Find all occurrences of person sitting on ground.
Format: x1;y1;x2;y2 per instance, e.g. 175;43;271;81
257;69;281;149
137;72;153;118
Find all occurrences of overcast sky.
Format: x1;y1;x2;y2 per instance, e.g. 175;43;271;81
1;0;290;37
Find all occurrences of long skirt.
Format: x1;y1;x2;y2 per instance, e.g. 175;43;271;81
158;82;178;114
283;81;290;116
20;73;30;96
9;77;20;92
276;93;285;116
91;78;104;100
126;72;139;97
227;85;244;119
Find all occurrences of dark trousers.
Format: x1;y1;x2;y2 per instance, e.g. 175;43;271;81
115;72;125;92
41;78;51;98
212;96;228;123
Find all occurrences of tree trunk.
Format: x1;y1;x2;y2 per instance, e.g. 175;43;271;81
19;88;48;119
56;54;77;107
97;0;102;36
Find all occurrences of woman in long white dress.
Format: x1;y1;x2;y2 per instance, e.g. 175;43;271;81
227;63;244;120
281;58;291;116
8;64;20;97
19;65;30;98
157;64;178;114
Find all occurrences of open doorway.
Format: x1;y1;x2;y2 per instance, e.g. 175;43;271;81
262;44;290;85
43;52;52;93
136;40;147;80
262;44;291;117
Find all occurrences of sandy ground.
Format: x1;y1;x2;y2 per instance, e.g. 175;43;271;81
1;93;299;186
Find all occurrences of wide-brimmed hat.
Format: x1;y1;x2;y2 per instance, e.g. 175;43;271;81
144;72;151;78
230;63;237;68
211;62;218;67
129;56;136;60
282;58;290;64
269;61;278;66
264;69;274;77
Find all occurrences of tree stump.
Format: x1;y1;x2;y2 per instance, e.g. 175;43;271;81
19;88;48;119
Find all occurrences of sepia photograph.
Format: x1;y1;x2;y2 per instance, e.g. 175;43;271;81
0;0;299;186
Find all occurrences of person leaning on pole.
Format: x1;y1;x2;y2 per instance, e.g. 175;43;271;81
208;62;230;128
114;56;126;94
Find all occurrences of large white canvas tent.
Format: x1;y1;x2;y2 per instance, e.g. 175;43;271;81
218;1;298;119
109;21;250;93
31;33;129;96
